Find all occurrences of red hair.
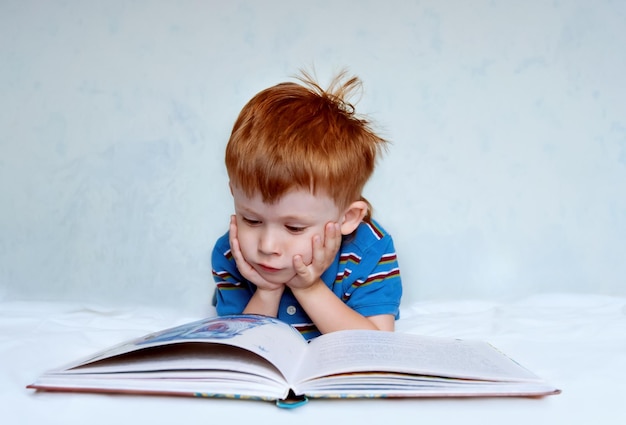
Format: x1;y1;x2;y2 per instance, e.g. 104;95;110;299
225;71;387;212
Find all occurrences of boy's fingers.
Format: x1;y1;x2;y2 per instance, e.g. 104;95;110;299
293;255;307;275
323;222;341;256
312;235;324;264
228;216;238;244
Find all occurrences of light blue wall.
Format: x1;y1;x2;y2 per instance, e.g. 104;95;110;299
1;0;625;311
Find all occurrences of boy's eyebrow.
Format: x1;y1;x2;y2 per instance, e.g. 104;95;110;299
235;205;257;215
277;214;314;223
236;206;315;223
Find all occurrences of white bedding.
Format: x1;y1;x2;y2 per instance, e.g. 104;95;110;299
2;294;625;425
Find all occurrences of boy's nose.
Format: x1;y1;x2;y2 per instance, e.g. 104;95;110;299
258;229;279;255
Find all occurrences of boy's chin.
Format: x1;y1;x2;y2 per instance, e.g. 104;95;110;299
254;269;295;285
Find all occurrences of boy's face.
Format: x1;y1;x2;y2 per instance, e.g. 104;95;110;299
231;185;344;285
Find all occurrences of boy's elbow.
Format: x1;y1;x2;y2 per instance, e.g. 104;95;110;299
367;314;395;331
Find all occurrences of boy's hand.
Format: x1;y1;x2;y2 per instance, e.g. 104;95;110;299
228;215;284;292
287;222;341;291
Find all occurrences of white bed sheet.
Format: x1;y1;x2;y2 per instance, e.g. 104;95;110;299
2;294;625;425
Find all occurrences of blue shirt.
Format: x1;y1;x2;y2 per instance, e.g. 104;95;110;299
211;219;402;339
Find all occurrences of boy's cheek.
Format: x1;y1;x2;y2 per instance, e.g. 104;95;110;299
235;231;254;257
293;243;313;265
295;254;312;266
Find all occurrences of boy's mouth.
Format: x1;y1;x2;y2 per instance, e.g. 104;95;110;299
258;263;281;273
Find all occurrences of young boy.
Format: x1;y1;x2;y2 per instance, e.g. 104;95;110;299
211;71;402;340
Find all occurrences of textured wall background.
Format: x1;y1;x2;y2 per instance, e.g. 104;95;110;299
1;0;624;313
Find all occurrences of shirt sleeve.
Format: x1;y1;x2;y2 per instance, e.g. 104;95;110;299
211;232;254;316
339;230;403;319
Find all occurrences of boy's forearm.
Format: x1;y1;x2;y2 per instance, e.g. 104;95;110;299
243;287;285;317
290;280;380;334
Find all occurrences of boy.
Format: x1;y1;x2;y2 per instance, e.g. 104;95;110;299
211;71;402;340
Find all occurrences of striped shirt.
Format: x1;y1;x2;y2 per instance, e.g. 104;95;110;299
211;219;402;340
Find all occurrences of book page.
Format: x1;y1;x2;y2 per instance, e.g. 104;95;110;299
61;343;286;382
295;330;541;385
36;342;290;398
53;315;309;382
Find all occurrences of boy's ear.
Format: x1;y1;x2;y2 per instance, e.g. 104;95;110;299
340;200;368;235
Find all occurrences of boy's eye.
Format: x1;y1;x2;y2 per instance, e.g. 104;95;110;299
242;217;261;226
285;225;306;233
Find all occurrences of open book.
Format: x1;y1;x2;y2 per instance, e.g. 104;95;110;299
28;315;560;407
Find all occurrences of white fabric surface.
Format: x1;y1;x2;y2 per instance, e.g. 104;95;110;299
2;294;625;425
